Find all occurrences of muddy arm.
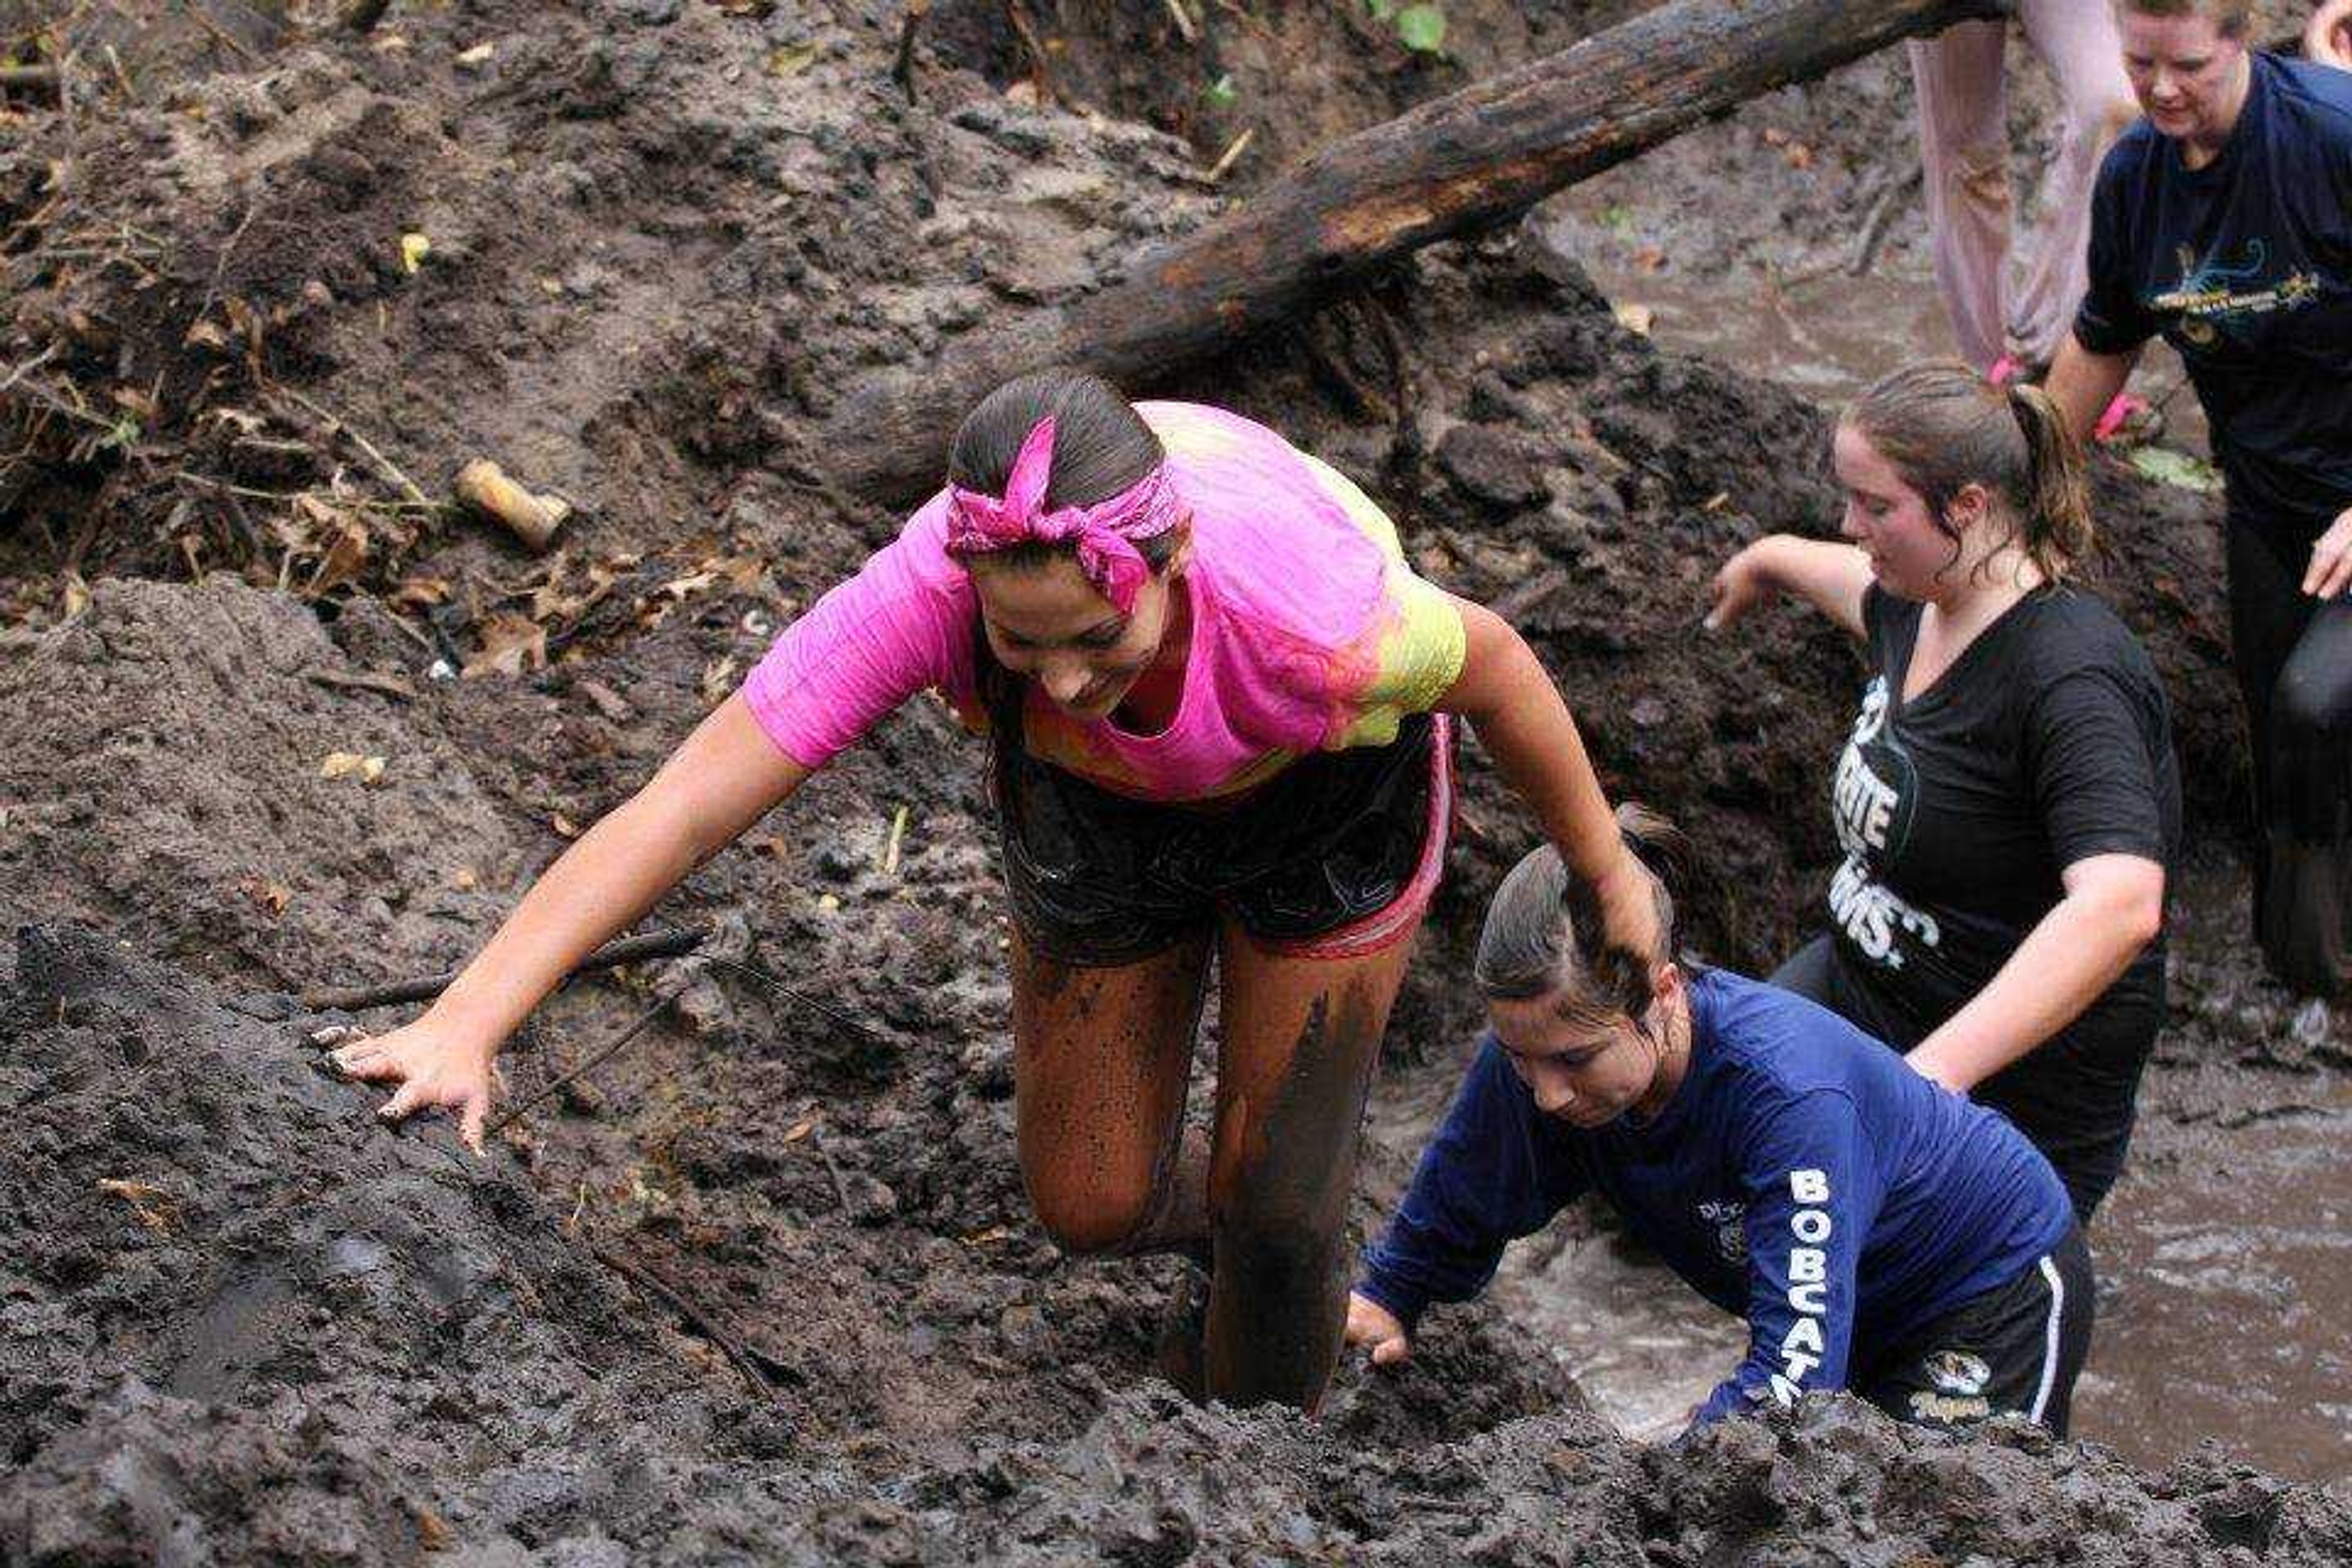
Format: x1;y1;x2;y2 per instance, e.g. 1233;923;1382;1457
424;694;810;1054
1905;854;2165;1093
1439;598;1654;952
2046;335;2139;450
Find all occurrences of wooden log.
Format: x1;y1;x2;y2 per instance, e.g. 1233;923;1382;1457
824;0;2004;504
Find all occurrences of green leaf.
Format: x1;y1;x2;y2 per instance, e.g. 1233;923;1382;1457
2125;445;2224;494
1394;3;1446;51
1366;0;1401;21
1202;72;1236;108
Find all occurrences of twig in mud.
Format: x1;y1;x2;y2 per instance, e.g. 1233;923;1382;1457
0;64;61;96
180;1;258;63
266;385;434;510
485;987;680;1138
589;1243;774;1398
303;926;709;1013
303;666;418;703
698;955;897;1051
1205;126;1255;183
1776;167;1919;291
808;1126;854;1214
891;0;927;100
1003;0;1056;105
1845;166;1918;279
0;344;60;396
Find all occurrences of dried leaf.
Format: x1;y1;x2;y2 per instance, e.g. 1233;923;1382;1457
766;42;818;75
61;573;89;618
550;812;581;839
237;876;292;917
97;1178;176;1231
400;232;432;274
450;865;479;890
1613;303;1655;336
783;1117;815;1143
184;318;232;352
390;575;451;613
462;612;548;678
699;656;739;706
454;42;494;66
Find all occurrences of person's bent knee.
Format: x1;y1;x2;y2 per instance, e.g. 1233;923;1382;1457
1028;1180;1158;1256
2271;662;2352;752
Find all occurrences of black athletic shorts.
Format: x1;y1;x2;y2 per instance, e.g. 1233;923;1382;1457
1854;1223;2095;1438
990;709;1451;968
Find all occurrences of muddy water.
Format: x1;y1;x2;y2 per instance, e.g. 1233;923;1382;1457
1569;247;2214;459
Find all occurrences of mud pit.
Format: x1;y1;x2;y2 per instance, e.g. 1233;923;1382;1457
3;1;2350;1561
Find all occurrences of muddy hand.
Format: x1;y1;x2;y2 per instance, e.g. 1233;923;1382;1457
326;1019;497;1153
1703;545;1773;632
1345;1292;1412;1368
2301;508;2352;600
1594;853;1662;965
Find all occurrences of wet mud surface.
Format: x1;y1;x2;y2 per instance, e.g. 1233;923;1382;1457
2;0;2348;1559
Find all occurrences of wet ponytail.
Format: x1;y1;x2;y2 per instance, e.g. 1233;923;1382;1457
2005;380;2095;583
1475;804;1685;1030
1846;360;2097;587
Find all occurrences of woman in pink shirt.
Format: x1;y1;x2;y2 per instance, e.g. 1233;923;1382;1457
330;370;1654;1411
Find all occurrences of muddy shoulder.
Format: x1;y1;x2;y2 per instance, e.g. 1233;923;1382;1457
0;1;2344;1562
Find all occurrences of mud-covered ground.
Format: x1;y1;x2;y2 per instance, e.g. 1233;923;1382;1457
3;1;2348;1562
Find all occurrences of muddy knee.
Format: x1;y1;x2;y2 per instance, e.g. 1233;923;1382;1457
1024;1169;1160;1256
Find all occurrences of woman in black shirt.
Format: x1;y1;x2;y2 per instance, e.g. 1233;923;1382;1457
1709;362;2182;1221
2045;0;2352;994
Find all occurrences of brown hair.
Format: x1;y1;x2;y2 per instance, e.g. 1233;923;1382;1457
1844;360;2094;586
2114;0;2255;38
1474;805;1687;1033
944;369;1181;575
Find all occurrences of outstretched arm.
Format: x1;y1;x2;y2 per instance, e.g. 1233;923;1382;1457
331;693;809;1147
1440;597;1658;957
1354;1036;1584;1359
1706;535;1874;639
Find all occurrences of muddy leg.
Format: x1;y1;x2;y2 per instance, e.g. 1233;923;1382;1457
1010;929;1213;1257
1197;918;1422;1411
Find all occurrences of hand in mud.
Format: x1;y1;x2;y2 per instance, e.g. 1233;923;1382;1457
1345;1292;1412;1368
2302;508;2352;600
325;1021;498;1154
1703;545;1776;631
2307;0;2352;69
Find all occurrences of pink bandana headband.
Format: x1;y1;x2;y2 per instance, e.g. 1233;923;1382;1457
944;416;1183;615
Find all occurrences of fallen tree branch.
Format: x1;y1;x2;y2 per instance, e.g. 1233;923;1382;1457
823;0;2002;502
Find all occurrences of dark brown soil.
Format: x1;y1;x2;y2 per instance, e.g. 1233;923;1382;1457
4;1;2348;1562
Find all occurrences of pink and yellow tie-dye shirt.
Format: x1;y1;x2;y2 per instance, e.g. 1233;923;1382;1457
741;401;1466;803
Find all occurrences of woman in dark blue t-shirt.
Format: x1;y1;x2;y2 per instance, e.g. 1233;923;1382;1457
2048;1;2352;994
1349;811;2090;1438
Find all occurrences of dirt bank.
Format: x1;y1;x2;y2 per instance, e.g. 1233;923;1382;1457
3;0;2346;1558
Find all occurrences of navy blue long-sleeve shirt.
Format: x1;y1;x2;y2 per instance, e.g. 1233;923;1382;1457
1358;970;2073;1425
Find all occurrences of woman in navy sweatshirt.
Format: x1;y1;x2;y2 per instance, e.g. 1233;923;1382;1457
1349;811;2092;1435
